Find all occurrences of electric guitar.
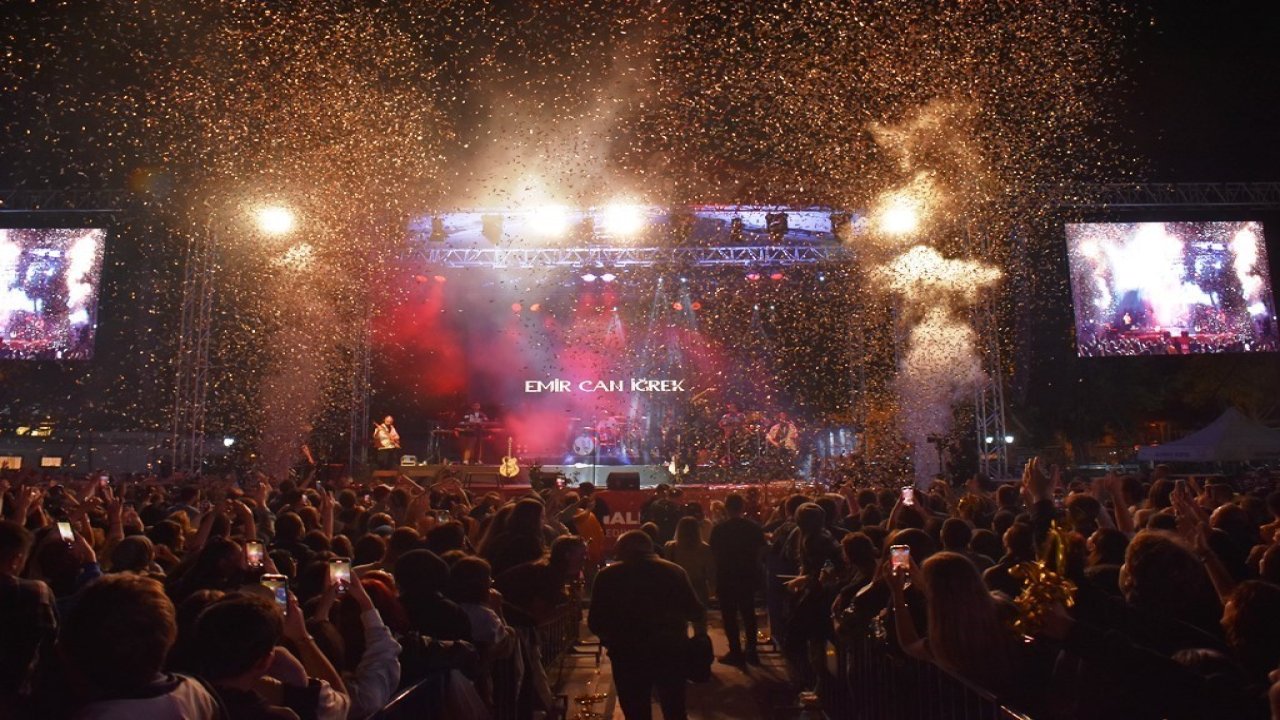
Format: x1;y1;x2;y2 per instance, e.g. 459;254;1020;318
499;438;520;478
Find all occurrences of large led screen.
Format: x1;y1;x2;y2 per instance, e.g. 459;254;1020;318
1066;221;1277;357
0;227;107;360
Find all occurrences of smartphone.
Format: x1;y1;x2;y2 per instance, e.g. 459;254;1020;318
900;486;915;506
329;558;352;594
57;521;74;543
245;541;265;569
889;544;911;571
260;574;288;611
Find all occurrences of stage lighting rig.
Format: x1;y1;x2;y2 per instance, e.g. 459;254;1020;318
255;205;296;235
600;202;647;238
528;204;572;239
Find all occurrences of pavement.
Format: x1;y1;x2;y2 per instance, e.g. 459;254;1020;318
554;610;801;720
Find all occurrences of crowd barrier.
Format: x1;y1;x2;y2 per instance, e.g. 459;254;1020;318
368;669;451;720
832;632;1033;720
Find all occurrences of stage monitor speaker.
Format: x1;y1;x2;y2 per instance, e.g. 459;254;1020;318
606;471;641;491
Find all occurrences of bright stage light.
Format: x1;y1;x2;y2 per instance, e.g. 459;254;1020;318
600;203;646;237
529;204;571;238
876;195;921;236
1004;435;1015;444
223;437;236;448
769;272;785;281
746;272;761;282
255;205;296;235
511;303;523;313
581;273;598;282
599;273;617;283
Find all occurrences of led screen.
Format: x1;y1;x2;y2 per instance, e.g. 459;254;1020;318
1066;221;1276;357
0;227;106;360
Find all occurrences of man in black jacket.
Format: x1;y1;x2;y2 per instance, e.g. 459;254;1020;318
589;530;705;720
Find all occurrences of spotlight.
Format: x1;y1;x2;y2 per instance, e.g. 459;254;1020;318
679;276;688;283
529;205;572;238
1004;435;1015;444
530;303;541;312
481;214;504;244
433;275;447;283
817;273;827;282
745;272;761;282
429;216;447;242
600;202;646;237
765;212;788;240
599;273;617;283
691;301;702;311
984;436;994;444
877;194;922;236
511;302;523;313
223;437;236;448
581;273;598;282
255;205;296;235
769;272;785;281
672;302;683;311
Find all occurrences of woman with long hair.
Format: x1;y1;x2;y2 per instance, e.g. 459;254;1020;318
664;516;714;634
888;551;1022;697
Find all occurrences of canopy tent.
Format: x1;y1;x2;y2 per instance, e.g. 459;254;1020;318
1137;408;1280;463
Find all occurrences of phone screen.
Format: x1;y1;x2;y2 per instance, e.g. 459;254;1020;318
890;544;910;571
261;574;288;611
329;558;352;593
900;486;915;506
57;521;74;543
245;541;265;569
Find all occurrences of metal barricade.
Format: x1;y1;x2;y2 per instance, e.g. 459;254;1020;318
834;632;1033;720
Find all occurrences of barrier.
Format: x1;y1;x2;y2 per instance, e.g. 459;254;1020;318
834;632;1033;720
368;670;451;720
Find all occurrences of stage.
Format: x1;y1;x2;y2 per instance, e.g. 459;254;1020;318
372;461;781;489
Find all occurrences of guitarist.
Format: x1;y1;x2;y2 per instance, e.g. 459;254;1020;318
373;415;401;470
460;402;489;464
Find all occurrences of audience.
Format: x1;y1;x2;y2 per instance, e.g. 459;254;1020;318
1;459;1279;720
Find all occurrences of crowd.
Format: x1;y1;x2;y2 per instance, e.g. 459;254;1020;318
1;458;1280;720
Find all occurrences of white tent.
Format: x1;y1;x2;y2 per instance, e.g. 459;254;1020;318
1137;407;1280;463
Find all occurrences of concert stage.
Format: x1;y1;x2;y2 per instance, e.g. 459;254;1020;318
372;462;777;489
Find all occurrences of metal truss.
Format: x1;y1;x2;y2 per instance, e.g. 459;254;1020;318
1063;182;1280;210
170;224;215;474
415;243;856;269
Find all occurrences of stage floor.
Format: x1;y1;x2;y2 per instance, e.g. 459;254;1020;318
374;462;777;489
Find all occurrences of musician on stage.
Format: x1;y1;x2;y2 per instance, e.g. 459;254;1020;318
461;402;489;464
373;415;401;470
718;403;747;465
766;411;800;476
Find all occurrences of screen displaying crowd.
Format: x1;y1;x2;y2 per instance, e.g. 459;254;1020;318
0;228;106;361
1067;221;1278;357
1;461;1280;720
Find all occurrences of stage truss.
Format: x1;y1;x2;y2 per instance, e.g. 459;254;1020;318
413;243;856;269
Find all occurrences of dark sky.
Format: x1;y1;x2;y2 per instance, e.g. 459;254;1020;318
1121;0;1280;180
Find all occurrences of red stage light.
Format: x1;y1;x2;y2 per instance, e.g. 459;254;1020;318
770;272;785;281
672;302;683;311
433;275;447;283
745;272;761;281
511;303;522;313
530;303;541;312
691;301;702;311
414;274;429;284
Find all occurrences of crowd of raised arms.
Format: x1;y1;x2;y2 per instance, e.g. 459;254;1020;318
2;462;1280;720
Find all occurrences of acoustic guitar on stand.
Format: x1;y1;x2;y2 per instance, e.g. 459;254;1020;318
499;438;520;479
